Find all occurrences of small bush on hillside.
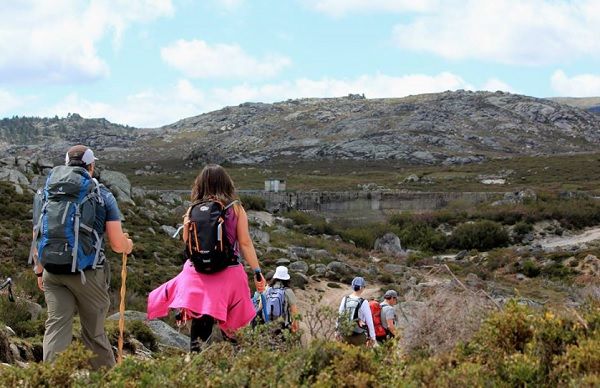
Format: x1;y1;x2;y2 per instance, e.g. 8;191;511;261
338;222;390;249
450;220;509;251
283;210;312;225
486;249;515;271
239;194;266;211
0;297;32;330
399;222;448;252
106;320;158;352
522;259;541;278
512;221;533;241
540;262;572;279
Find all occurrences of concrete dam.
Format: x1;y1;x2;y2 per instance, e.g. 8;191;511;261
155;189;501;221
243;190;501;221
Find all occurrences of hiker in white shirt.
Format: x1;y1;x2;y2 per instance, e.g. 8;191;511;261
337;276;376;347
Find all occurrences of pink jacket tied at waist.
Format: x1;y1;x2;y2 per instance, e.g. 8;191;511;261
146;206;255;331
147;262;255;331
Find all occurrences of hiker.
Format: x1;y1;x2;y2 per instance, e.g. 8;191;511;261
147;164;266;351
263;266;299;334
377;289;399;343
337;276;376;347
30;145;133;370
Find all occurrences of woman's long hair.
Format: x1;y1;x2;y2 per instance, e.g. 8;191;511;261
191;164;236;204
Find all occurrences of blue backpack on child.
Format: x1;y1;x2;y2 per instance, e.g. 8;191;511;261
265;287;289;326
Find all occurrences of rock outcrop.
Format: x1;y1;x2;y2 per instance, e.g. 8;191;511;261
3;91;600;165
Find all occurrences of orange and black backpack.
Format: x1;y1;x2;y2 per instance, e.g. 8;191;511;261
184;199;239;273
369;300;387;338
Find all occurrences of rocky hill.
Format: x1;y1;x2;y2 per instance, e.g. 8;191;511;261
2;90;600;165
0;114;145;160
550;97;600;114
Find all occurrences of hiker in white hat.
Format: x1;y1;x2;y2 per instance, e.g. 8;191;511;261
263;266;299;334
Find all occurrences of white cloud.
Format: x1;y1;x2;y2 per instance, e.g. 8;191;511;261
0;0;174;84
210;72;472;104
303;0;436;17
392;0;600;65
161;39;291;79
38;79;204;128
551;70;600;97
0;89;28;116
481;78;515;93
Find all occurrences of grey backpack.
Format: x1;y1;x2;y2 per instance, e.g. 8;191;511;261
29;165;104;275
339;296;366;334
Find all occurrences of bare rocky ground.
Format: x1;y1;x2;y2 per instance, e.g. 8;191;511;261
537;226;600;249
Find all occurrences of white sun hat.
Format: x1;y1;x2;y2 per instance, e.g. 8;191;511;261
273;266;290;280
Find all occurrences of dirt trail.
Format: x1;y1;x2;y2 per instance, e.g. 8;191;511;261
294;280;382;310
292;280;384;343
537;226;600;248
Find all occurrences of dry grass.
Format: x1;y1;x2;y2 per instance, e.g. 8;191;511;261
400;285;497;355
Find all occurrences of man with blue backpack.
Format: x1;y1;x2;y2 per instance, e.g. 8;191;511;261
29;145;133;369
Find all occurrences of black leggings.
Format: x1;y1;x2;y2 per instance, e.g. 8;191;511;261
190;315;214;352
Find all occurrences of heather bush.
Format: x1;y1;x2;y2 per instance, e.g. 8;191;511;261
522;259;541;277
450;220;509;251
0;300;598;387
239;194;266;211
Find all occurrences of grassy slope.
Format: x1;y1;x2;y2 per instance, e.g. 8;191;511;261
106;152;600;193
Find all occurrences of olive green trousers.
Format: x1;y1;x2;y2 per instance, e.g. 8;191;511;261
42;266;115;370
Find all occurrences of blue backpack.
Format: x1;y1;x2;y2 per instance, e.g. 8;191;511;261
265;287;288;325
28;165;104;276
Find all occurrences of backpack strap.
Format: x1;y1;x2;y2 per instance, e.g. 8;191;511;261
354;298;365;321
224;200;239;211
28;201;47;266
71;178;103;276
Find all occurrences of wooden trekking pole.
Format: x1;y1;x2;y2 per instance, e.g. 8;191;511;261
117;252;128;364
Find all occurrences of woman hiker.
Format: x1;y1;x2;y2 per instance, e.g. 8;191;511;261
147;164;266;351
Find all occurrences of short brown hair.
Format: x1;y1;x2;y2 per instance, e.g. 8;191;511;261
191;164;236;204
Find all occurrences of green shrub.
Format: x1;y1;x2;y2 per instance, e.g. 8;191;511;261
512;221;533;241
450;220;509;251
399;222;447;252
129;320;158;352
522;259;541;278
239;194;266;211
486;249;514;271
12;317;46;338
540;262;572;279
338;222;390;249
106;320;159;352
471;301;535;356
551;336;600;384
0;302;598;387
0;297;32;329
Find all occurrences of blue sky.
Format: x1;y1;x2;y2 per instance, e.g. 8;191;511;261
1;0;600;127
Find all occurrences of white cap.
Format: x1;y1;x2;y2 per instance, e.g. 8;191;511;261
273;266;290;280
65;145;98;166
